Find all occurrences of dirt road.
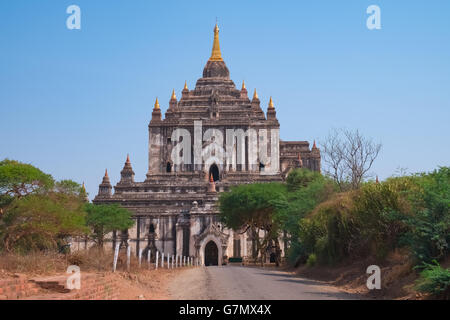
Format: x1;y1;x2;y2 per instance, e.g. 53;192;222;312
168;266;358;300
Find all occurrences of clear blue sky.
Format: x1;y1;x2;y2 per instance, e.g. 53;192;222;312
1;1;449;200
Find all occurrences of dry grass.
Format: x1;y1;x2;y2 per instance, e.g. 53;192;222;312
0;249;144;276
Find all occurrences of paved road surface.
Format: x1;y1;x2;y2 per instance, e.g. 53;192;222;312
169;266;357;300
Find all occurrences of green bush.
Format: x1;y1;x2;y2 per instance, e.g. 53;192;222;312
306;253;317;267
400;167;450;264
416;262;450;299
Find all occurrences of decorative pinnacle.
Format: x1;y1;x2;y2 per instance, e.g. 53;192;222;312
209;23;223;61
126;154;130;163
241;80;246;90
312;140;317;149
183;81;188;90
82;182;86;190
171;89;177;100
268;96;274;109
105;169;108;177
154;97;160;110
253;89;259;100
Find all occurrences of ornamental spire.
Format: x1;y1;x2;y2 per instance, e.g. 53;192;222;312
171;89;177;100
253;89;259;100
209;23;223;61
154;97;160;110
268;97;274;109
242;80;246;90
183;81;188;90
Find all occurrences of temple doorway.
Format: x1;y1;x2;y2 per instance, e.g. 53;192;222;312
204;241;219;266
209;164;219;182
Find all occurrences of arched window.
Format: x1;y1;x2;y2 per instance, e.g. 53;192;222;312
209;164;219;182
166;162;172;173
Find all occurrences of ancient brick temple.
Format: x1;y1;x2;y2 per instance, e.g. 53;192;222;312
90;24;320;266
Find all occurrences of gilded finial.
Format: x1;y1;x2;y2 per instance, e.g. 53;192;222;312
171;89;176;100
82;182;86;191
209;23;223;61
183;81;188;90
268;96;274;109
241;80;246;90
105;169;108;177
154;97;160;110
253;89;259;100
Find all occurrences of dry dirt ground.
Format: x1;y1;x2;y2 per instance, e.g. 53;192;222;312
293;250;424;300
113;268;185;300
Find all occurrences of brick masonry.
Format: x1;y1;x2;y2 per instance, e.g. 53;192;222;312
0;273;120;300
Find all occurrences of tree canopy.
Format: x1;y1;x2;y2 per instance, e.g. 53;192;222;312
0;159;54;198
85;203;134;248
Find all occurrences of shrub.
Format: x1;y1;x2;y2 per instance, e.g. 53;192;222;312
416;262;450;299
306;253;317;267
400;167;450;264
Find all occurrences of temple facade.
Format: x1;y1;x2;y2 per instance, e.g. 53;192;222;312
88;24;321;266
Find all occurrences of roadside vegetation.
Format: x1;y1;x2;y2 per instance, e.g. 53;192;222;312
0;159;134;260
219;129;449;299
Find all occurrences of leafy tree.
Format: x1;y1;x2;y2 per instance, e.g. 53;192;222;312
85;203;134;249
400;167;450;264
0;193;88;253
55;179;88;201
0;159;54;198
276;170;336;264
219;183;287;265
286;168;324;192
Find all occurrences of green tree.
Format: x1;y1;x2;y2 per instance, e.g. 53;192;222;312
0;159;54;198
85;203;134;249
0;192;88;253
286;168;324;192
401;167;450;264
219;183;287;265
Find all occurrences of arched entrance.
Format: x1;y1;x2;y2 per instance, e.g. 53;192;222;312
209;164;219;182
204;241;219;266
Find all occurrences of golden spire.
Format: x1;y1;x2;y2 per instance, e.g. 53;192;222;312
241;80;246;90
268;96;274;109
154;97;160;110
171;89;176;100
209;23;223;61
105;169;108;177
82;182;86;191
183;81;188;90
253;89;259;100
